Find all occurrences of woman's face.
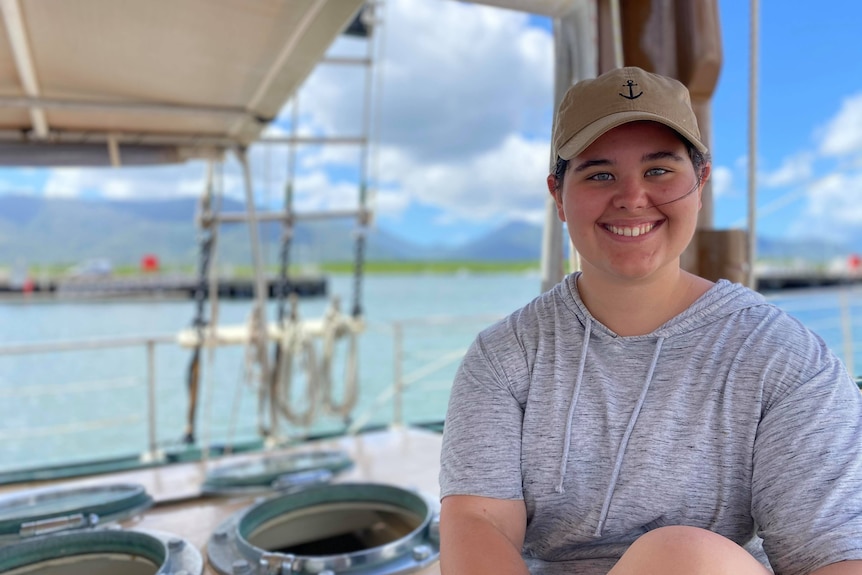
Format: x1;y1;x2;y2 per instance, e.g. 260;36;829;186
548;121;709;285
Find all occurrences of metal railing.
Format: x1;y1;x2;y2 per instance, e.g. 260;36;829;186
3;286;860;479
0;314;502;476
347;314;502;434
0;334;176;462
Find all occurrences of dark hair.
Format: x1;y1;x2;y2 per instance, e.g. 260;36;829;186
550;139;711;192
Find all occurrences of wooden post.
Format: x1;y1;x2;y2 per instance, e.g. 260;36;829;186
696;229;749;285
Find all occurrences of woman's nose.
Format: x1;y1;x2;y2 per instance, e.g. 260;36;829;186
612;177;650;210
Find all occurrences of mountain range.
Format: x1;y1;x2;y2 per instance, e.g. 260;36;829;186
0;195;544;269
0;195;851;269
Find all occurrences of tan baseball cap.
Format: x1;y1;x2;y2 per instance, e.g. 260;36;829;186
553;66;708;160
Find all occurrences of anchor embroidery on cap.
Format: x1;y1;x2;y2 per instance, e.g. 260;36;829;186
619;80;642;100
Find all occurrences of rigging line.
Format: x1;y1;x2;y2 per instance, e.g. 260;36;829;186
348;1;382;319
731;187;808;228
202;159;226;462
235;146;272;437
278;96;300;323
368;0;388;220
225;347;250;456
268;98;300;435
183;160;217;446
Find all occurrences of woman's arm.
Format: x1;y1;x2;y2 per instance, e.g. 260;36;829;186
810;561;862;575
440;494;529;575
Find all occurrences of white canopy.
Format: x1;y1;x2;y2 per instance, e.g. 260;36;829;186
0;0;364;165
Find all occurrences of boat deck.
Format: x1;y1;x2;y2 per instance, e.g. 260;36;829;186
0;426;444;575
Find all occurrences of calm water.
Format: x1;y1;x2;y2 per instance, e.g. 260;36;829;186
1;273;861;472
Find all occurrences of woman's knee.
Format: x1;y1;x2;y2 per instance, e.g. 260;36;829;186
609;526;770;575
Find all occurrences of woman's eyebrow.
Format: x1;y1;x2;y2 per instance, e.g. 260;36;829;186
642;150;685;163
573;158;613;173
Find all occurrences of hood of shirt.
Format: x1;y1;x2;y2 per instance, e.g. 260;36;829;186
552;273;769;536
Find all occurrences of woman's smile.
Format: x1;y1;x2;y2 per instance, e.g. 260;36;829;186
602;220;662;238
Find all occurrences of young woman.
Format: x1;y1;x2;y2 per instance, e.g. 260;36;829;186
439;67;862;575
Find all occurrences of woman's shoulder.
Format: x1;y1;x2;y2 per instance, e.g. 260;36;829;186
480;274;586;341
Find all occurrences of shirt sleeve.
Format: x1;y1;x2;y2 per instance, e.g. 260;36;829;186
751;320;862;575
439;326;527;501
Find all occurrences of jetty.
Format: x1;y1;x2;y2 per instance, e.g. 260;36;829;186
756;270;862;292
0;274;327;301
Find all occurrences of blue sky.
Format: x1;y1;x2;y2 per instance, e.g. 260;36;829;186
1;0;861;252
710;0;862;244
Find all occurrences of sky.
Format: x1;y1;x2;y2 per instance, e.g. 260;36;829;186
1;0;861;250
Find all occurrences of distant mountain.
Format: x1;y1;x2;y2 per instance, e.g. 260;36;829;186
0;195;853;269
0;195;467;268
448;220;543;261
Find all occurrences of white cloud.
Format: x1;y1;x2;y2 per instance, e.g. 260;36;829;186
819;92;862;158
264;0;554;229
759;93;862;240
377;132;550;224
44;169;88;198
805;170;862;223
296;0;553;165
727;91;862;241
759;152;814;188
372;187;411;219
43;163;210;200
291;170;364;213
779;169;862;241
710;165;734;198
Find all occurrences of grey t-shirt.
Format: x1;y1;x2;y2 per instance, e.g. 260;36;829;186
440;274;862;575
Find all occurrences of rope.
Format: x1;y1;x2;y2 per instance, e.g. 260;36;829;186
320;297;360;419
242;302;271;438
271;296;319;428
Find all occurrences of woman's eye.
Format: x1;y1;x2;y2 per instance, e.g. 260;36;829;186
646;167;669;176
588;172;613;181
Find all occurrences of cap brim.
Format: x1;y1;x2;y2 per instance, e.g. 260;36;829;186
556;111;708;160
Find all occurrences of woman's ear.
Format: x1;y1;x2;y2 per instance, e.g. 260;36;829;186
547;174;565;222
696;164;712;209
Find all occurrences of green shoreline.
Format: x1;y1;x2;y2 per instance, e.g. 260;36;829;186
319;260;541;274
16;260;543;280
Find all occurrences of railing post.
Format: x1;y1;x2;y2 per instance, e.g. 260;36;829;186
393;321;403;427
146;339;159;460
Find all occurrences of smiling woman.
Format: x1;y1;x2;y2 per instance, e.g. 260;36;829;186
552;121;707;297
545;67;712;306
438;66;862;575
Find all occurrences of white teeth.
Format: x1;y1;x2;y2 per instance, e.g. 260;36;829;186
607;223;654;237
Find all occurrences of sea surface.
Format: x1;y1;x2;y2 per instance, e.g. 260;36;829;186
1;273;861;472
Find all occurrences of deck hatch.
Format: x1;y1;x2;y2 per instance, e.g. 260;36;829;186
207;482;440;575
202;450;353;495
0;483;152;542
0;528;203;575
